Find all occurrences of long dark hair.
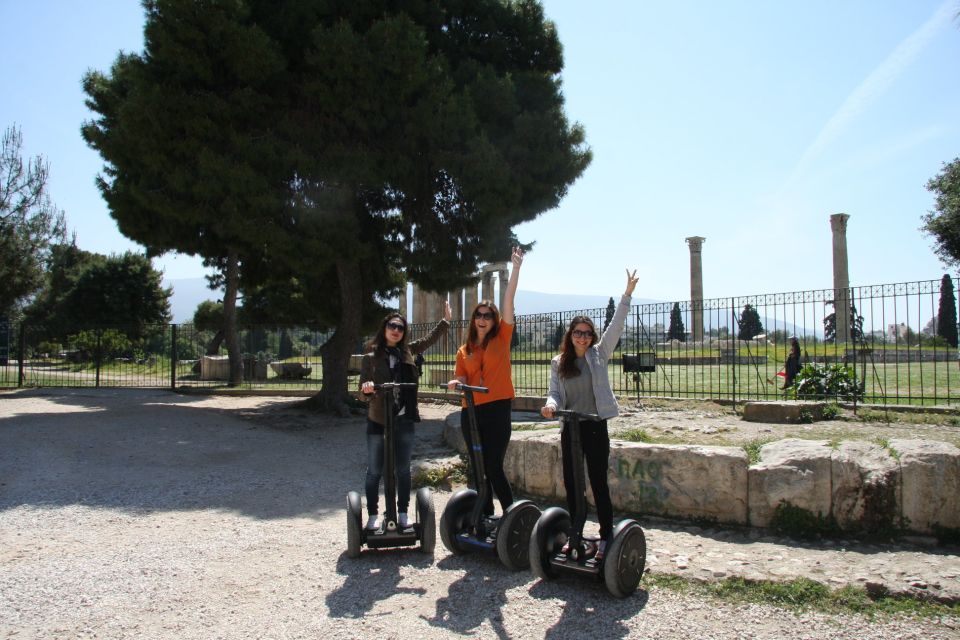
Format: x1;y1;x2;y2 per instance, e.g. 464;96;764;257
558;315;598;379
464;300;500;354
366;312;409;356
789;337;800;358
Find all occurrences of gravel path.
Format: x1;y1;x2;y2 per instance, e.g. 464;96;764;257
1;388;957;639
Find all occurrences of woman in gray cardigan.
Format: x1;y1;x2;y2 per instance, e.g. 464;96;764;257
541;269;639;559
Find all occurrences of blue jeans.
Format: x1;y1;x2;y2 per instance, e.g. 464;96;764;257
364;417;414;516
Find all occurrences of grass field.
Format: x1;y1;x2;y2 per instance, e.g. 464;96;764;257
5;353;960;406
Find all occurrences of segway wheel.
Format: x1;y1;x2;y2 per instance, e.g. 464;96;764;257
439;489;477;554
496;500;541;570
529;506;571;581
603;519;647;598
346;491;363;559
416;487;436;555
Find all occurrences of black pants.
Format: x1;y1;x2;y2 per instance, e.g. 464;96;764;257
461;398;514;515
561;419;613;540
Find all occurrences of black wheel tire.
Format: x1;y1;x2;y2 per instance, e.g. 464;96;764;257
529;506;571;581
603;519;647;598
416;487;436;555
346;491;363;559
496;500;541;570
439;489;477;555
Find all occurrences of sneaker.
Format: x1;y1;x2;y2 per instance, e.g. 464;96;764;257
365;515;380;530
595;540;607;561
398;513;410;528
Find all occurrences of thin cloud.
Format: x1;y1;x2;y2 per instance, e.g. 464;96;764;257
783;1;957;190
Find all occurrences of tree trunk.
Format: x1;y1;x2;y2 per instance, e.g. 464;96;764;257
305;256;363;415
223;251;243;386
205;329;225;356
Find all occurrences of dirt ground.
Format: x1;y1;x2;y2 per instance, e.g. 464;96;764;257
1;388;958;640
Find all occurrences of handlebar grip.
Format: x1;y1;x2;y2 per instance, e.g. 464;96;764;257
438;383;489;394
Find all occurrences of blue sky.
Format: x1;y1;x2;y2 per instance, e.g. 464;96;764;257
2;1;959;308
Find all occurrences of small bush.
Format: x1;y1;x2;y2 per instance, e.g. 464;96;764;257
770;500;837;539
743;438;773;465
792;363;864;402
412;460;468;489
619;428;653;443
821;403;840;420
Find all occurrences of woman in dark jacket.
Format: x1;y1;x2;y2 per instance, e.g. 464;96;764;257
782;337;802;390
359;302;450;530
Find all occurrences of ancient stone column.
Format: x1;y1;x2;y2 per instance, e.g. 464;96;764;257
465;281;479;315
413;284;430;324
685;236;706;342
398;284;408;319
831;213;851;344
481;270;495;303
498;268;509;311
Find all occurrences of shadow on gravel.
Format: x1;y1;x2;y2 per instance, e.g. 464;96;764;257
528;579;648;639
421;554;533;638
326;552;432;618
0;389;357;520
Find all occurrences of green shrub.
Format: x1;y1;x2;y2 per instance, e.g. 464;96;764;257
792;363;864;402
770;500;837;539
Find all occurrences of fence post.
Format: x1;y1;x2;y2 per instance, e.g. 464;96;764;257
170;324;178;390
730;302;736;410
17;322;25;388
95;329;101;388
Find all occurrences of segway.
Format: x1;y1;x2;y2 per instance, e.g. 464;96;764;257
438;383;541;570
529;409;647;597
346;382;435;558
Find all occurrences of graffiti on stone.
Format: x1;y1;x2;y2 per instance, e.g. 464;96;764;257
614;456;671;510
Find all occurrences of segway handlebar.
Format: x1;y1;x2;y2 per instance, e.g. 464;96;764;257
439;383;489;394
371;382;419;391
554;409;600;422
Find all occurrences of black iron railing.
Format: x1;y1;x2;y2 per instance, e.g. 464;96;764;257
3;278;958;405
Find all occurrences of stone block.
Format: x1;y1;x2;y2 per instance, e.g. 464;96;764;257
609;442;748;524
889;439;960;534
831;441;900;533
199;355;230;380
742;401;825;424
516;434;563;501
748;439;832;528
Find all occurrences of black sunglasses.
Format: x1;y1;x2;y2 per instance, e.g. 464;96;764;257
571;329;595;339
385;321;406;332
474;311;495;320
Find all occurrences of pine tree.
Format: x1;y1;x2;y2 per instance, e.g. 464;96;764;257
737;304;764;340
667;302;686;341
937;274;958;347
84;0;590;410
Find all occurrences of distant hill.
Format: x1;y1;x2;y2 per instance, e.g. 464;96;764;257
163;278;662;324
514;290;661;315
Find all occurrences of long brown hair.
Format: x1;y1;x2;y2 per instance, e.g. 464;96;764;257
558;316;597;378
464;300;500;354
366;312;410;356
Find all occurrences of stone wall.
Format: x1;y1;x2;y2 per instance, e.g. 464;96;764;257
442;417;960;535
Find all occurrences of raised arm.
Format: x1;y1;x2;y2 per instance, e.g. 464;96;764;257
410;300;452;354
500;246;524;324
597;269;640;361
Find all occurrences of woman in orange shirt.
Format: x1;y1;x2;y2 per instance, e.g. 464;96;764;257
448;246;524;517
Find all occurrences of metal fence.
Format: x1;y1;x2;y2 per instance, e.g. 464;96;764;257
3;278;958;406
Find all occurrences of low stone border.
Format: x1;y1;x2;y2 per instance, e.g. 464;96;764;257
443;414;960;535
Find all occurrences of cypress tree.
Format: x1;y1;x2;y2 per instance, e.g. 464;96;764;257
937;274;958;347
667;302;686;342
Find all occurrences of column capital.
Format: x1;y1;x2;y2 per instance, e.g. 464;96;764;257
685;236;706;252
830;213;850;233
